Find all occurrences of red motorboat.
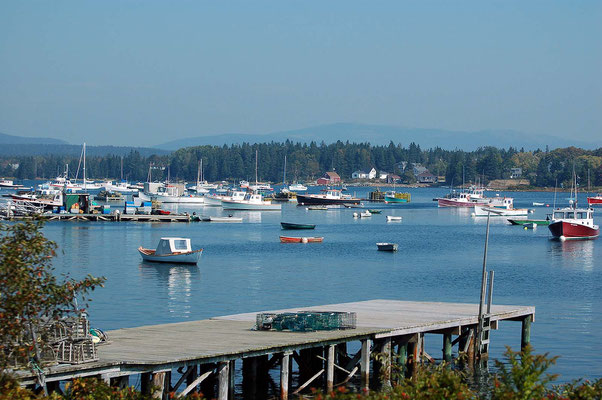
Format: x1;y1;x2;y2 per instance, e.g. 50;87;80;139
548;207;599;240
587;194;602;206
279;236;323;243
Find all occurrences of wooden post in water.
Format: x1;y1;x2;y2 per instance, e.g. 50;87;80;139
360;339;371;390
443;333;453;363
380;337;392;388
396;338;408;380
151;371;170;400
229;360;235;400
217;362;229;400
521;315;532;350
326;345;335;392
280;352;290;400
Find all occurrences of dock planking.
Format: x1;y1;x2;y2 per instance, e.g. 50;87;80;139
15;299;534;397
12;300;535;400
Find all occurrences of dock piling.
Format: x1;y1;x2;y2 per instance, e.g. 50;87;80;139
326;345;335;392
280;352;290;400
521;315;532;350
443;332;453;363
360;339;371;390
217;361;229;400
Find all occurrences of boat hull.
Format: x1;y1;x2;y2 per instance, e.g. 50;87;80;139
155;195;205;204
280;222;316;230
279;236;323;243
587;196;602;205
507;219;550;226
138;247;203;264
376;243;398;251
222;199;281;210
548;221;599;240
296;194;360;206
384;196;408;203
437;198;489;207
473;206;529;217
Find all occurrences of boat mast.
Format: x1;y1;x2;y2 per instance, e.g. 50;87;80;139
197;160;201;191
255;149;258;186
283;155;287;185
120;157;124;181
83;143;86;192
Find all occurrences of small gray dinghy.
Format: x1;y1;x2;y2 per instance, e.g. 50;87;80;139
376;242;398;252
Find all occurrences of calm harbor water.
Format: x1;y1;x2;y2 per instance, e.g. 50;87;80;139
29;186;602;382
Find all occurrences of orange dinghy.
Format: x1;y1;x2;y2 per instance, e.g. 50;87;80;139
279;236;324;243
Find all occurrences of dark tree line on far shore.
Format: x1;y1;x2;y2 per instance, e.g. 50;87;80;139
1;141;601;188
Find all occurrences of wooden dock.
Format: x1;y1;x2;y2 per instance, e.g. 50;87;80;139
15;299;534;399
4;213;197;223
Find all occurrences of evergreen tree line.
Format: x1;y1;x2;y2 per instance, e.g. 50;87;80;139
1;141;601;188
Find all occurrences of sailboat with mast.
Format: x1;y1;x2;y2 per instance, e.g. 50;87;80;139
222;150;281;210
548;169;599;240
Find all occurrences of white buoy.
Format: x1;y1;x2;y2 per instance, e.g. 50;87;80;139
471;212;476;217
559;235;566;241
301;237;308;243
353;212;359;218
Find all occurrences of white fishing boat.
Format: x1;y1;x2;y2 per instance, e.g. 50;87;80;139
386;215;402;222
472;197;531;217
103;180;138;194
288;183;308;192
155;185;205;204
222;192;281;211
209;216;243;223
0;179;25;189
473;205;531;217
138;238;202;264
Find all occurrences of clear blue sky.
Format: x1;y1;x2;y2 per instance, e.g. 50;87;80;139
1;1;600;146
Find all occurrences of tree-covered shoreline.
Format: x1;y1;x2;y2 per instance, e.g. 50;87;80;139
1;141;601;189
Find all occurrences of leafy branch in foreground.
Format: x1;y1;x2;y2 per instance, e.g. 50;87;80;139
0;219;105;370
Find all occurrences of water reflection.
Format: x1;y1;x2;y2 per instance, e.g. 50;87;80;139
548;239;595;271
138;263;200;318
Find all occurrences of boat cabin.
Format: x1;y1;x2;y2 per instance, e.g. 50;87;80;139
552;208;595;226
319;189;343;199
157;185;180;197
156;238;192;255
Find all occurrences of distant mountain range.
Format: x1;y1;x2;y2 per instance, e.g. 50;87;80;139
154;123;601;151
0;132;68;145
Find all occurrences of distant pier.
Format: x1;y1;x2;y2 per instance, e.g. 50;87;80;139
15;299;534;399
2;212;197;223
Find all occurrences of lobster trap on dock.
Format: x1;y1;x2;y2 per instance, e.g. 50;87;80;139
256;311;357;332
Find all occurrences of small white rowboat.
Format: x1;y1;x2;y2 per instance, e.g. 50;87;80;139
138;237;202;264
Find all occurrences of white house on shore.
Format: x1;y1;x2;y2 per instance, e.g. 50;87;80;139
352;170;368;179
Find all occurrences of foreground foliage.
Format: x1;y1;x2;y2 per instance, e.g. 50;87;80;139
2;346;601;399
0;220;105;370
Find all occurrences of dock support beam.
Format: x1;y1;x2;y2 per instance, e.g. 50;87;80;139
379;337;392;388
396;338;408;380
217;361;229;400
151;371;170;400
360;339;371;390
326;345;335;393
443;333;453;363
280;352;290;400
521;315;532;350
